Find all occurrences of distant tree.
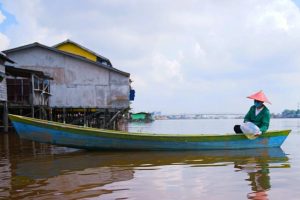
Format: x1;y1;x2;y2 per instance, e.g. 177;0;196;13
281;109;300;118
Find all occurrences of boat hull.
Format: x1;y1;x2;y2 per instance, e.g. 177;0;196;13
9;114;291;150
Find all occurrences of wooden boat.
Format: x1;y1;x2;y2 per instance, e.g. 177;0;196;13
9;114;291;150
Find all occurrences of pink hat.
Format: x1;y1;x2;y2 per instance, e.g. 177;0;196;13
247;90;271;104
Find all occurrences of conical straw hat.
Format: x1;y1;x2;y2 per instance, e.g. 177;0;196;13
247;90;271;104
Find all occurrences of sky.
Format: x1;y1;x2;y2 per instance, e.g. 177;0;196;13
1;0;300;114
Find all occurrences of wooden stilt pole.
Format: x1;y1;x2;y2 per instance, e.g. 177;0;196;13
31;74;35;118
49;108;52;121
84;107;86;127
3;101;8;132
63;107;66;124
39;106;42;119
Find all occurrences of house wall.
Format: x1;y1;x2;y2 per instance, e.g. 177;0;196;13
0;60;7;101
6;47;130;109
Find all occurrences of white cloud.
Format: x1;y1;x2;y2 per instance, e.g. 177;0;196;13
2;0;300;113
2;0;69;47
151;53;183;85
0;10;9;50
0;33;10;50
0;10;5;23
194;43;206;59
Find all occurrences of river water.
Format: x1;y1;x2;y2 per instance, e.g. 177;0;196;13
0;118;299;199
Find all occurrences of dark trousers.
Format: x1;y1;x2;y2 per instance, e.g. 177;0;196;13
234;125;243;134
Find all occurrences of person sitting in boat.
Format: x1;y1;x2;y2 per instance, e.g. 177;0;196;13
234;90;271;136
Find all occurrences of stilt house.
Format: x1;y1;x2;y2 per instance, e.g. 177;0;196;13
4;40;132;129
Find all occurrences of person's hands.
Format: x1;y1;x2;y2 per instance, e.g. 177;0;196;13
254;131;262;137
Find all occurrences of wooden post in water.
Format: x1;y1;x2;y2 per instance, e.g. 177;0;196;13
3;101;8;132
84;107;87;127
104;109;108;128
32;141;36;157
39;106;42;119
4;133;9;156
49;108;52;121
31;74;35;118
63;107;66;124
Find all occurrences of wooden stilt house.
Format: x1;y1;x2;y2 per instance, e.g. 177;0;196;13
4;40;132;130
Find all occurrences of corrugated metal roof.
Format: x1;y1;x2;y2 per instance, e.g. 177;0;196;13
5;65;53;79
3;42;130;77
0;51;15;63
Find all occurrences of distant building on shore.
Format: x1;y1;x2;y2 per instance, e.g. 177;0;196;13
130;112;154;122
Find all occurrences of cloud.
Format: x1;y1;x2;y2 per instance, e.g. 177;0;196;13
1;0;69;47
0;10;9;50
151;53;183;85
0;10;5;23
2;0;300;113
0;33;9;50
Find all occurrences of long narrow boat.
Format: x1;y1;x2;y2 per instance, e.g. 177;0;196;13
9;114;291;150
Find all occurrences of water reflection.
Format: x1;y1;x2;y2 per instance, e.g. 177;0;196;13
0;132;291;199
233;149;288;200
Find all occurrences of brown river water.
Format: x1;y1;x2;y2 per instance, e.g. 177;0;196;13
0;118;299;199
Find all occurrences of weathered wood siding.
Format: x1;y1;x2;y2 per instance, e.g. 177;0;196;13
6;47;130;108
0;60;7;101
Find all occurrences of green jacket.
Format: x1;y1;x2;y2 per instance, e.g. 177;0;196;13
244;105;270;133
